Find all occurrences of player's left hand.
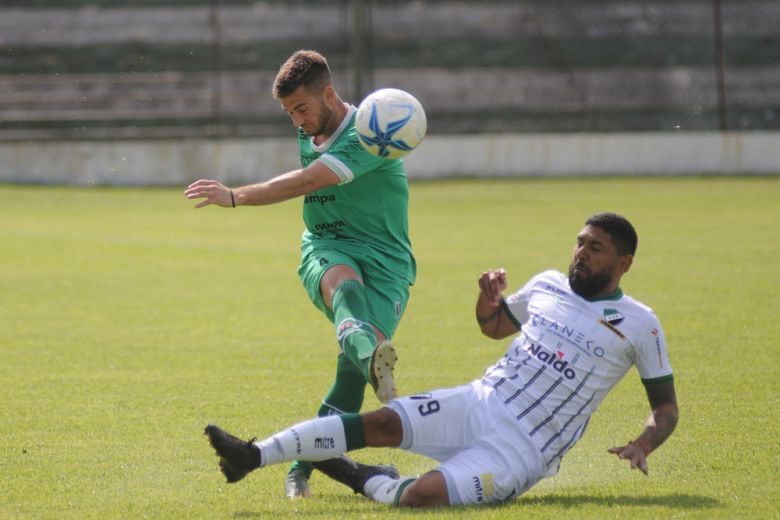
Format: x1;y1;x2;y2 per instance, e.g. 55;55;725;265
608;442;649;475
184;179;233;208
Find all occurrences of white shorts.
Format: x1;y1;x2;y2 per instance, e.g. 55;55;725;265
388;381;546;505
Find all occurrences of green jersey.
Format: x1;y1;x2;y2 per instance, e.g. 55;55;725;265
298;105;416;284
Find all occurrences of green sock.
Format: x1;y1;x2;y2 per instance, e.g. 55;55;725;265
332;279;376;381
290;354;368;478
318;353;367;415
288;460;313;478
339;413;367;451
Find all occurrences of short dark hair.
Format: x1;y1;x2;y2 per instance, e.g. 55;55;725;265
586;212;638;256
272;50;332;99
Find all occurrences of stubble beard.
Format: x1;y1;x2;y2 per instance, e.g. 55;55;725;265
305;102;334;137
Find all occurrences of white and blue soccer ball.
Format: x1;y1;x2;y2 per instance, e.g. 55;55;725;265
355;88;427;159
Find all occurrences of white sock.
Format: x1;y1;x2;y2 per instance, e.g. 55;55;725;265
363;475;416;505
253;415;347;467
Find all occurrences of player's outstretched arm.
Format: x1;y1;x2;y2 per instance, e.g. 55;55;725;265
184;162;341;208
608;381;679;475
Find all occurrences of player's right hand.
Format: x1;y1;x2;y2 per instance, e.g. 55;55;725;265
184;179;233;208
478;268;507;305
607;443;649;475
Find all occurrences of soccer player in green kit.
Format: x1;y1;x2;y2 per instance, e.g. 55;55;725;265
184;50;416;498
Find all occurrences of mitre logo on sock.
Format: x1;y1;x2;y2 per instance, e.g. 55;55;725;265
472;473;495;502
314;437;336;450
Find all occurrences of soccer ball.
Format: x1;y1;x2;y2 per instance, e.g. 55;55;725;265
355;88;427;159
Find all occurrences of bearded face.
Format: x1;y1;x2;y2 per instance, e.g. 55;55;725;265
568;257;616;298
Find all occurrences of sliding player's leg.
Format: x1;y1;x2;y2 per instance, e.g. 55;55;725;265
388;383;547;506
204;408;402;483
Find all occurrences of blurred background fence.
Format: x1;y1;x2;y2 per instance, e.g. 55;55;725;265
1;0;779;142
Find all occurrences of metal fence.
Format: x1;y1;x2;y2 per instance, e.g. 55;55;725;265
1;0;778;140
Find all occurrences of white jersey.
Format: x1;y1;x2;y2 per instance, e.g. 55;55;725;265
480;270;673;474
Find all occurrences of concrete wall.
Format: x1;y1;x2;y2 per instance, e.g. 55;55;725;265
1;131;777;186
3;1;779;140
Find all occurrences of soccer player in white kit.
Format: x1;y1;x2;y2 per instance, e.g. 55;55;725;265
204;212;679;508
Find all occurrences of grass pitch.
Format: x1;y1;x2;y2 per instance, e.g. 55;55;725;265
1;177;778;519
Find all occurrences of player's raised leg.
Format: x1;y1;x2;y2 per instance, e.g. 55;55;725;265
321;265;398;403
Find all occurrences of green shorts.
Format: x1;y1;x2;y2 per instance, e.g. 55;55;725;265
297;240;411;339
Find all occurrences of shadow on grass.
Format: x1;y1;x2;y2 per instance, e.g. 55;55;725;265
233;505;370;518
229;492;720;517
519;492;720;509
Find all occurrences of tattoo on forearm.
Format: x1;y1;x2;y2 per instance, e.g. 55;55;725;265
647;408;679;450
657;411;679;439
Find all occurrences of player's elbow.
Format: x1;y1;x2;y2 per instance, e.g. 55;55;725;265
478;319;519;341
478;323;501;339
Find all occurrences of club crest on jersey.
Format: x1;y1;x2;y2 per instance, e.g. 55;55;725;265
603;308;624;325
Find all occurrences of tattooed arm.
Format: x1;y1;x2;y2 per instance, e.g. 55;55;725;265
608;381;679;475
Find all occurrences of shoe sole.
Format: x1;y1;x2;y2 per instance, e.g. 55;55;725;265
204;424;254;483
371;340;398;403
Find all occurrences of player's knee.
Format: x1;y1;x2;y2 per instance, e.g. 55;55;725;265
397;472;449;508
363;408;403;446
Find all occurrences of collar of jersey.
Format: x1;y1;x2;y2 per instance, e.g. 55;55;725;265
310;103;356;153
584;287;624;302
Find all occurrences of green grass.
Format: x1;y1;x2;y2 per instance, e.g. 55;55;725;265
1;177;779;519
